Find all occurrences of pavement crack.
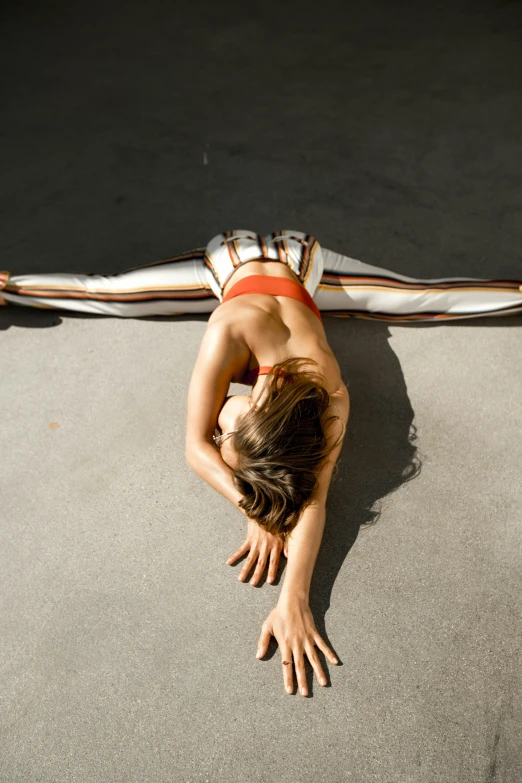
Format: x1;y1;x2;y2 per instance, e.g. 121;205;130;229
484;724;502;783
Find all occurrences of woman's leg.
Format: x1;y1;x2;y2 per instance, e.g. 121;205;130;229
314;248;522;321
0;249;219;316
2;242;521;321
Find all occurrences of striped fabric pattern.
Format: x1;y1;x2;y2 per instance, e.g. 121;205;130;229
203;229;324;301
2;232;522;321
315;248;522;322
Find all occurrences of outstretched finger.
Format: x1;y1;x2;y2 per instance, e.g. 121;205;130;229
293;647;308;697
249;546;268;586
280;645;294;694
238;550;258;582
256;624;272;660
305;641;328;687
226;540;250;565
266;547;280;585
313;632;339;665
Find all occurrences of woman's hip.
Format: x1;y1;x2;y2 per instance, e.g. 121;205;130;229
203;230;325;301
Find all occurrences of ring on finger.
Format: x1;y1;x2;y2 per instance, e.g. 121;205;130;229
282;660;292;665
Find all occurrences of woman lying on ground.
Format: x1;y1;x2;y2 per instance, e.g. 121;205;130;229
3;228;521;696
184;232;350;698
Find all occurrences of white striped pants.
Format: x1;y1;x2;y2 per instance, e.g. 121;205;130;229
2;234;521;322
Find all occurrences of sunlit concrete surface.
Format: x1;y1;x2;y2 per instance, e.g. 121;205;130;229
1;1;521;781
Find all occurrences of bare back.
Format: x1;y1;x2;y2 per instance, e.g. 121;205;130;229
207;260;346;397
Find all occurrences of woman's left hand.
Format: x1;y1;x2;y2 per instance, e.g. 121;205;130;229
256;596;339;696
227;517;284;586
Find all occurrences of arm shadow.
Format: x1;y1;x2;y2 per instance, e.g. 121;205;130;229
309;319;422;657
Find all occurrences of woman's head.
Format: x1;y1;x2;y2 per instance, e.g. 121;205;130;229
216;357;344;542
215;394;255;470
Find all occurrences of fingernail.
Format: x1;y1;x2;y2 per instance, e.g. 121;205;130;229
286;686;292;694
332;658;338;664
300;688;307;696
320;678;327;686
267;578;273;584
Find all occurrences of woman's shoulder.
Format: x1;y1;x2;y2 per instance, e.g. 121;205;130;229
202;313;251;363
305;348;348;400
208;296;267;333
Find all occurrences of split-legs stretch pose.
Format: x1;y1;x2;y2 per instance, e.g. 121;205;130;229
3;230;521;696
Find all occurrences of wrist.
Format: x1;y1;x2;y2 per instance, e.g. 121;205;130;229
278;585;309;606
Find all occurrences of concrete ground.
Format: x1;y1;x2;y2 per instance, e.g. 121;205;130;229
1;1;521;781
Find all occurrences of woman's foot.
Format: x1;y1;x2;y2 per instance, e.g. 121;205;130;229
0;271;10;305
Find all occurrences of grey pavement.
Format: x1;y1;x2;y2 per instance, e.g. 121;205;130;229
1;2;521;782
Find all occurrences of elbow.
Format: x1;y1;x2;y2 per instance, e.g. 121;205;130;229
185;448;199;471
185;443;209;474
185;435;202;465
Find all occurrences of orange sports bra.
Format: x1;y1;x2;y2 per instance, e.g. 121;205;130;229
241;365;296;385
222;275;323;323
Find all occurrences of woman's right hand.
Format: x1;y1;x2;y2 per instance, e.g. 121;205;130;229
227;517;286;586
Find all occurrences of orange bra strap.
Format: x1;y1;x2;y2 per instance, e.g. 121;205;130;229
242;365;294;385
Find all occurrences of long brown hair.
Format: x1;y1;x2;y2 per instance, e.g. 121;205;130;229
232;356;345;541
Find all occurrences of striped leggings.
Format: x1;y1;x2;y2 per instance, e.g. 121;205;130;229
1;240;521;322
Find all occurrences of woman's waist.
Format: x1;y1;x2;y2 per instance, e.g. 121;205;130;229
222;260;302;299
222;272;323;324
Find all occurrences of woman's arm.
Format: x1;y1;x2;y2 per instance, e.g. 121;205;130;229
279;385;349;596
186;441;245;513
256;387;349;696
278;387;349;599
256;500;337;697
185;320;251;511
187;444;286;584
279;500;326;603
